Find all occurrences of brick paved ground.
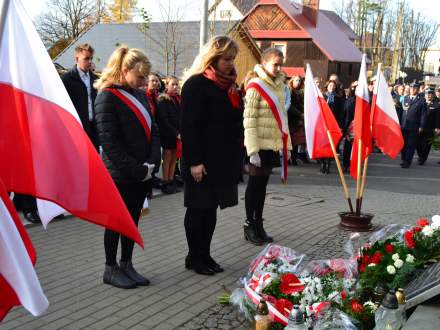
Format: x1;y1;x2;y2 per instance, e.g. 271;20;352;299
2;153;440;329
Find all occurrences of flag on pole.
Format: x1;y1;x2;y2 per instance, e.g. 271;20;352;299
371;70;404;158
304;64;342;159
350;54;372;179
0;179;48;321
0;0;143;246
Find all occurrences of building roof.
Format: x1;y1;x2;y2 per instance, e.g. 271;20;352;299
244;0;363;63
320;9;359;41
54;21;235;76
230;0;258;15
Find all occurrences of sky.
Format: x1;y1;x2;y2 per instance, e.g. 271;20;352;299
24;0;440;24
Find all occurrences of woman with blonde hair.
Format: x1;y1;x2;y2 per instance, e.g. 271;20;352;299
243;48;292;245
181;35;243;275
94;46;160;288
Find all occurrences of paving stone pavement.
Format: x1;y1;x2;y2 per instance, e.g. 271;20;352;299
2;154;439;329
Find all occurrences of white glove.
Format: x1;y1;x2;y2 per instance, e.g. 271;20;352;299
249;153;261;167
142;162;155;182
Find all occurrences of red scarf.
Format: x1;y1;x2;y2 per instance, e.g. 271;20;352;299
146;89;158;117
167;91;181;106
203;66;240;109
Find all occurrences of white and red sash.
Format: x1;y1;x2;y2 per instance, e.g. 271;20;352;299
246;78;289;182
105;88;152;142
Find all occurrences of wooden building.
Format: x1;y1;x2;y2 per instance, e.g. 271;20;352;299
240;0;364;86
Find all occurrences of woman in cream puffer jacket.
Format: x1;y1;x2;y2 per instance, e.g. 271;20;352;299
243;48;292;247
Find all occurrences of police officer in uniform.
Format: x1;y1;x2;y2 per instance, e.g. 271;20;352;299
416;88;440;165
400;82;427;168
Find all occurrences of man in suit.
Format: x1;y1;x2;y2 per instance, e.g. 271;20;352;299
61;43;99;149
400;82;427;168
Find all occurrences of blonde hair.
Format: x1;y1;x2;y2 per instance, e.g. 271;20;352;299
182;35;238;84
94;46;151;90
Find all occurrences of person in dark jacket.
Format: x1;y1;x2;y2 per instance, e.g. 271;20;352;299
157;76;182;194
61;43;99;149
181;36;243;275
94;46;161;289
400;82;427;168
342;81;357;172
321;79;344;174
416;88;440;165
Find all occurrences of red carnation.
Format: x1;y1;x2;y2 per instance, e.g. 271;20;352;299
385;243;394;254
371;252;383;264
280;273;305;295
350;299;364;313
341;291;347;300
275;298;293;317
359;263;366;273
404;231;416;249
413;226;422;233
362;255;370;264
417;218;429;227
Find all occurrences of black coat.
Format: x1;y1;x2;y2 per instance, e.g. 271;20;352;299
94;85;161;184
424;99;440;130
343;96;355;135
61;67;98;146
401;94;427;130
156;93;181;148
324;92;345;129
181;74;242;208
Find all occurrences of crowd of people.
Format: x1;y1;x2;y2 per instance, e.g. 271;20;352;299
15;35;440;289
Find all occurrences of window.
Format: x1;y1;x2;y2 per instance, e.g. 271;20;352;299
271;41;287;59
220;10;232;19
255;41;262;49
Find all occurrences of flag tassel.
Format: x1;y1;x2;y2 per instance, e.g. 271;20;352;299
326;130;353;213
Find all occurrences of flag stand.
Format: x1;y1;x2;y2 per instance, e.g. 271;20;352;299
326;130;353;213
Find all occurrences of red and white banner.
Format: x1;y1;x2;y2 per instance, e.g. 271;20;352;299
350;54;372;179
304;64;342;159
371;71;403;158
246;79;289;182
0;0;142;246
0;179;48;321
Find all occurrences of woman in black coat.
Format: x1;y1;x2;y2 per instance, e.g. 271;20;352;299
94;47;160;289
156;76;182;194
181;36;242;275
342;82;357;172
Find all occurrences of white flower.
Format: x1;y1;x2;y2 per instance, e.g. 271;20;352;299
431;215;440;230
368;263;376;267
406;254;415;263
291;292;300;297
343;279;354;289
394;259;404;269
387;265;396;274
265;263;277;272
422;226;434;237
363;301;378;312
392;253;400;261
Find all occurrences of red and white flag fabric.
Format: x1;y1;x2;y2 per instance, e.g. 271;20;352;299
0;179;48;321
350;54;372;179
371;70;404;158
304;64;342;159
0;0;143;246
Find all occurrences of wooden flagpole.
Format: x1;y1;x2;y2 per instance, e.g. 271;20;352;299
355;138;362;215
326;130;354;213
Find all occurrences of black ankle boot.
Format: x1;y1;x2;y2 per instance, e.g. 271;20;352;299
184;256;215;275
119;261;150;286
244;221;264;245
103;264;137;289
256;218;273;243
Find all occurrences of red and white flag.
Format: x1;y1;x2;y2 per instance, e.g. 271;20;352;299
0;179;48;321
350;54;372;179
304;64;342;159
371;70;403;158
0;0;143;246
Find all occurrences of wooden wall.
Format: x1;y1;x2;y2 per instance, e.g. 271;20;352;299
243;5;300;31
328;62;360;86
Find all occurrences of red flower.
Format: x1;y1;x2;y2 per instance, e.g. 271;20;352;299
280;273;305;295
262;294;277;305
385;243;394;254
341;291;347;300
413;226;422;233
417;218;429;227
275;298;293;317
371;252;383;264
350;299;364;313
404;231;416;249
359;263;366;273
362;255;370;264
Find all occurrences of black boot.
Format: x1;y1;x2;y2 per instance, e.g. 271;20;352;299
320;162;326;174
119;261;150;286
256;218;273;243
24;210;41;224
185;255;216;275
325;161;331;174
244;221;264;245
103;264;137;289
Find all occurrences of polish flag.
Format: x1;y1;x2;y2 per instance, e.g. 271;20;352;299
0;0;143;246
350;54;372;179
0;179;48;321
371;70;403;158
304;64;342;159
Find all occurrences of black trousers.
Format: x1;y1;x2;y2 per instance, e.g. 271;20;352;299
416;130;434;164
245;166;271;222
342;138;352;169
401;129;419;165
184;207;217;265
13;194;37;213
104;181;148;266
